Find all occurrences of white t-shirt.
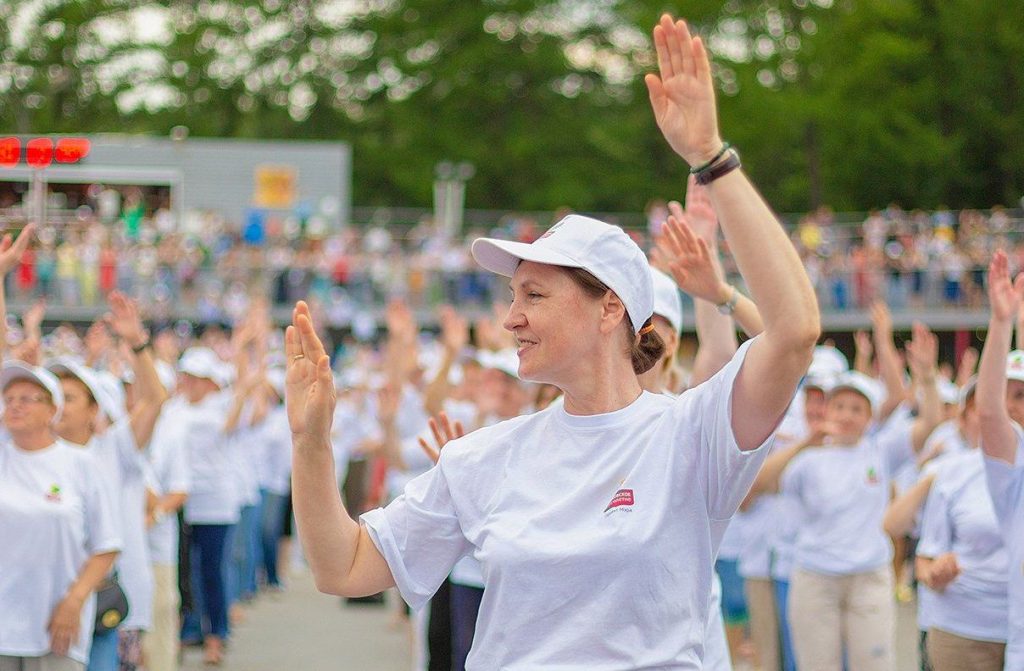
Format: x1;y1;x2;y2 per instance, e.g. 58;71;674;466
984;433;1024;668
704;573;733;671
86;419;153;630
147;411;191;566
332;398;381;487
782;424;913;576
917;450;1008;642
257;406;293;496
362;340;776;669
0;439;122;664
228;404;264;508
178;391;240;525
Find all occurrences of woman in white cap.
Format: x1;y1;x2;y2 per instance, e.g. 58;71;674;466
172;347;237;665
286;13;818;669
975;249;1024;670
750;323;940;671
46;292;168;671
0;361;122;671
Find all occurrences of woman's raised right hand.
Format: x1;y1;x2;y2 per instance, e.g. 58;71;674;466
285;301;336;440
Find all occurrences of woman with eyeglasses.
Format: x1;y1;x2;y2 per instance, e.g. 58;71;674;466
0;222;122;671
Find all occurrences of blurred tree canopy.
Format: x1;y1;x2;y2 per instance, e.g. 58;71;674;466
1;0;1021;214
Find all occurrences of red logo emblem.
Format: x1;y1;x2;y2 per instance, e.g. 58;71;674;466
604;488;634;512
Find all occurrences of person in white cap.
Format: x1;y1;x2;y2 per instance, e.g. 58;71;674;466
172;346;237;665
45;292;167;671
749;323;940;671
976;250;1024;671
0;361;121;671
285;13;819;668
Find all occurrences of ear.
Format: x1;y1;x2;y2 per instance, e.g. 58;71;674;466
598;290;628;335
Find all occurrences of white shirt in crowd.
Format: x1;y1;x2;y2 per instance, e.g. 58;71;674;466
782;421;913;576
146;407;192;566
257;405;293;497
917;450;1008;643
983;430;1024;669
176;391;239;525
363;340;776;669
228;404;265;510
0;439;122;665
84;418;153;631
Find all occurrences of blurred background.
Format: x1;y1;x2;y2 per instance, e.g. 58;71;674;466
1;0;1022;340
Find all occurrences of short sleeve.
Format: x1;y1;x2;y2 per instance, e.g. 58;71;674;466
916;482;951;558
82;453;122;555
360;463;472;610
983;429;1024;536
685;337;780;520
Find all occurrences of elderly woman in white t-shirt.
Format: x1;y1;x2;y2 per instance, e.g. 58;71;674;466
0;362;122;671
751;324;941;671
285;14;818;670
45;293;168;671
975;250;1024;670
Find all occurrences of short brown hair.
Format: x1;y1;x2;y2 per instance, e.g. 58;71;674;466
562;267;665;375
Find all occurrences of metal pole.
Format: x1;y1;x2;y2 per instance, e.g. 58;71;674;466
32;169;46;225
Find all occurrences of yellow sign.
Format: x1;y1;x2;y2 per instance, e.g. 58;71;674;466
254;165;297;209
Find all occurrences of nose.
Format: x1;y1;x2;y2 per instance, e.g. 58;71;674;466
502;300;525;332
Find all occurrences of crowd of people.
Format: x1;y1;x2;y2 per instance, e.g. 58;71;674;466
1;191;1019;327
1;12;1022;671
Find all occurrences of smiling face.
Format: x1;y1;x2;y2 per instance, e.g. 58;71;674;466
502;261;608;386
824;388;873;445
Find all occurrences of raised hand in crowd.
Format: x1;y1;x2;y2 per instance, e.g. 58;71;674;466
955;346;978;387
870;299;908;416
904;321;942;453
84;320;113;368
654;213;721;305
977;250;1024;465
286;301;336;441
853;329;873;375
424;305;470;416
417;411;466;465
0;223;35;363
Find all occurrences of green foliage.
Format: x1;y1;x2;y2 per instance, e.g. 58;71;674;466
1;0;1022;214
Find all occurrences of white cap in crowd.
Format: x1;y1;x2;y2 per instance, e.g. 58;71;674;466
472;214;654;334
651;268;683;335
178;347;235;389
47;357;123;421
828;370;884;415
808;346;849;379
1;361;65;421
803;374;834;393
1007;350;1024;382
477;348;521;379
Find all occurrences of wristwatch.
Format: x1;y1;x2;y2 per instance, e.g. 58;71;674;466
716;285;738;315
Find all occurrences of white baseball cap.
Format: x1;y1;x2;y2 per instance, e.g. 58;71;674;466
1;360;65;422
476;348;521;379
472;214;654;333
803;373;834;393
828;371;883;415
178;347;234;389
808;346;849;379
47;358;125;423
1007;350;1024;383
651;268;683;335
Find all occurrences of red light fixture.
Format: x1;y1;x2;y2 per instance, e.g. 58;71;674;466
26;137;54;168
0;137;19;168
55;137;91;163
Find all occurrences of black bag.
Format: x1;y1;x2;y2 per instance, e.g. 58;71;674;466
94;574;130;634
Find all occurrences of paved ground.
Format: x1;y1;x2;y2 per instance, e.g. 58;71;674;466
181;570;412;671
181;569;921;671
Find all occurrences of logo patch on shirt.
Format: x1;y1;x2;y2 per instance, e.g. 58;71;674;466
604;488;634;513
45;484;62;503
866;467;880;485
